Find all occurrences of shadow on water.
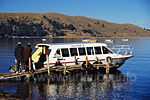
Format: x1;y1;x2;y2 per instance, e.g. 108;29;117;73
0;70;133;99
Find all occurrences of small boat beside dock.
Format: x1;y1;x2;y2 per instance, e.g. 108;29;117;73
122;39;128;41
82;38;97;42
105;39;115;43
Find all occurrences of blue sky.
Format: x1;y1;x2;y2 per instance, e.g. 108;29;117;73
0;0;150;29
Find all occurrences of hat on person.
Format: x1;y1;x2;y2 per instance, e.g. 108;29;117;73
17;42;21;45
27;43;31;46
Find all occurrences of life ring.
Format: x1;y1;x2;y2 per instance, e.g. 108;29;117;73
106;56;113;65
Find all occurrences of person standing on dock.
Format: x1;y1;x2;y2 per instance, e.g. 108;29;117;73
14;42;25;73
24;43;32;71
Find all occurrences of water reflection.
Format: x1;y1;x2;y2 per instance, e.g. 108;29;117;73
38;70;131;99
0;70;133;99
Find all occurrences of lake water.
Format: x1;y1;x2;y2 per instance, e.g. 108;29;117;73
0;38;150;100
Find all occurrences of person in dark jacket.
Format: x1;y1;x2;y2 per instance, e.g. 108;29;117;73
14;42;25;73
24;43;32;71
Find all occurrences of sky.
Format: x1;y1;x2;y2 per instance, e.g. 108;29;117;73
0;0;150;29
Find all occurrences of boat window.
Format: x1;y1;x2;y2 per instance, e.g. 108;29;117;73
102;46;113;54
61;48;70;57
39;46;50;55
41;46;48;54
78;48;86;56
53;49;61;58
94;47;102;54
47;49;51;55
70;48;78;56
87;47;94;55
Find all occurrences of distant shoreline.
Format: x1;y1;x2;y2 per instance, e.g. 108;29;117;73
0;36;150;39
1;13;150;38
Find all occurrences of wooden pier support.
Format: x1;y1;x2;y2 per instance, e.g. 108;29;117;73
0;55;121;80
106;64;110;74
96;56;98;61
46;55;50;76
29;57;31;73
86;56;88;68
26;57;33;81
21;64;23;72
64;63;67;75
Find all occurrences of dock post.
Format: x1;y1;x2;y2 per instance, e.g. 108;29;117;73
96;56;98;61
86;56;88;73
106;64;109;74
26;57;32;81
74;55;77;65
86;56;88;68
95;56;99;69
29;57;31;73
64;63;67;75
46;55;50;76
21;64;23;72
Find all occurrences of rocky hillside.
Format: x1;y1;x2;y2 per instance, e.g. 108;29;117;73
0;13;150;37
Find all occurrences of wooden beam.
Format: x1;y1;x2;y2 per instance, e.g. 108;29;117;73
106;64;110;74
86;56;88;68
29;57;31;73
46;55;50;76
64;63;67;75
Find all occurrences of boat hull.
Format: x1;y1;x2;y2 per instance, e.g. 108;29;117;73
42;55;133;70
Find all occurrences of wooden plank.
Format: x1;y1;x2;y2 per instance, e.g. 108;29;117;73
0;63;118;80
0;72;29;80
0;73;11;76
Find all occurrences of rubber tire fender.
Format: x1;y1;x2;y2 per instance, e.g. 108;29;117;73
106;56;113;65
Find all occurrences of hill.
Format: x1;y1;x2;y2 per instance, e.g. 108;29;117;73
0;13;150;37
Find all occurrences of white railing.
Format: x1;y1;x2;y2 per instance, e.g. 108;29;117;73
111;45;133;55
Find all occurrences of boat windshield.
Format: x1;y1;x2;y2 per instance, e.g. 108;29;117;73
102;46;113;54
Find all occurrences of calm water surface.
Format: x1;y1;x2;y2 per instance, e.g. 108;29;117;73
0;38;150;100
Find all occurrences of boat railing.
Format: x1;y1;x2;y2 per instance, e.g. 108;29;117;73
111;45;133;55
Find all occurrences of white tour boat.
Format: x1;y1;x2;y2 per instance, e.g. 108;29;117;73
31;42;133;70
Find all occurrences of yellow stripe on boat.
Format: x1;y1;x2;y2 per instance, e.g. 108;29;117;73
32;47;42;62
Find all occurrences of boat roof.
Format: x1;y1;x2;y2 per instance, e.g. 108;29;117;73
36;42;107;49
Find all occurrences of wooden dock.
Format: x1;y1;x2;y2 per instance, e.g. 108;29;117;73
0;91;20;100
0;55;119;80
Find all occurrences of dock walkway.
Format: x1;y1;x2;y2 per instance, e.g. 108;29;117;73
0;56;119;80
